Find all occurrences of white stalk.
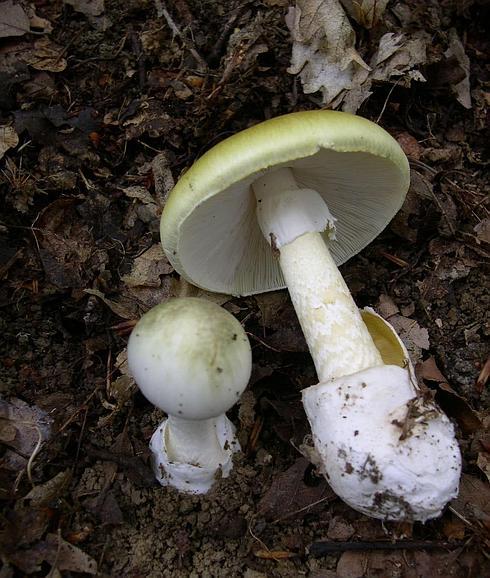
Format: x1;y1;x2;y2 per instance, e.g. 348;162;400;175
253;167;382;381
165;415;229;467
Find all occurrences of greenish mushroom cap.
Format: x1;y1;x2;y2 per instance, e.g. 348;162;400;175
161;110;410;296
127;298;252;420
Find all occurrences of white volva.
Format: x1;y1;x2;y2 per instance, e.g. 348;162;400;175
127;298;252;494
253;168;461;521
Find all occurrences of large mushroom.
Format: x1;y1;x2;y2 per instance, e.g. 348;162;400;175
160;110;461;519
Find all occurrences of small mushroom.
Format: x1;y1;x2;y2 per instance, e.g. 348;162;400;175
127;297;252;494
159;110;461;518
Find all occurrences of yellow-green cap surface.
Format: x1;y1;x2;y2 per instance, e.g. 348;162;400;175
161;110;409;296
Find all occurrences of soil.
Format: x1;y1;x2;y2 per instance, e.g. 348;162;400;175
0;1;489;577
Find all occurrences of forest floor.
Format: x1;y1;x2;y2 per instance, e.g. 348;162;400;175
0;1;489;577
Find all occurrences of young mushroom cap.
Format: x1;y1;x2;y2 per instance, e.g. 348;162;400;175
128;297;251;420
160;110;409;296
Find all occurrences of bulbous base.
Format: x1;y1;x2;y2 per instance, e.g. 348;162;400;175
302;364;461;521
150;415;240;494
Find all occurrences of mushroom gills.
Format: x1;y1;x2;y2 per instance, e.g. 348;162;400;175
252;166;383;382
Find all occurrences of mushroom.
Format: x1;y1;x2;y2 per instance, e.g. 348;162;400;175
302;308;461;521
127;297;252;494
159;110;461;518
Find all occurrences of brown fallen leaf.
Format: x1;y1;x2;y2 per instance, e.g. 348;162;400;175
36;198;106;289
10;532;97;574
444;28;471;109
418;357;482;436
0;398;52;458
65;0;105;17
258;457;334;522
0;125;18;159
451;474;490;532
286;0;369;107
22;470;72;507
476;355;490;394
340;0;389;28
121;244;174;309
84;288;141;320
376;295;430;364
442;513;467;541
0;0;30;38
21;38;67;73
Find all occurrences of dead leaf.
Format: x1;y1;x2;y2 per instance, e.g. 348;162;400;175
258;457;334;522
451;474;490;531
442;514;467;541
396;132;424;160
21;37;67;73
23;470;72;507
3;505;52;549
418;357;482;435
327;516;354;541
84;288;140;320
0;126;19;159
122;244;173;288
476;356;490;394
287;0;369;107
340;0;389;28
11;532;97;574
64;0;105;17
336;551;366;578
36;198;104;289
377;300;430;364
100;357;136;420
0;1;30;38
377;294;399;319
474;219;490;245
0;398;52;457
444;29;471;109
25;4;52;33
477;452;490;484
287;1;429;111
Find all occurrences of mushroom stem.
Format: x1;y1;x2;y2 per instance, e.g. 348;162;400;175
280;233;382;381
165;415;229;467
253;167;382;381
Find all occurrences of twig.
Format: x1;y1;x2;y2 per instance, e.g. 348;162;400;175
154;0;207;72
309;539;464;557
376;79;402;124
208;4;249;64
1;417;45;490
246;332;282;353
272;494;335;524
47;529;63;578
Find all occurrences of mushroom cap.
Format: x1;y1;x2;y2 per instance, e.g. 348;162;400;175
127;298;252;420
161;110;410;296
